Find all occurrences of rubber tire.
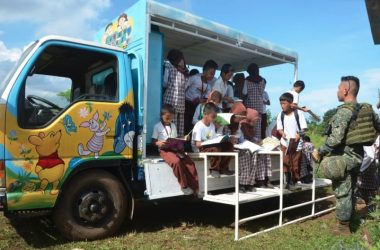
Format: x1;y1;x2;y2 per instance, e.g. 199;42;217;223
53;170;128;241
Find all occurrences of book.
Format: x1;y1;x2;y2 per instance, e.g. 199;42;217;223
261;137;281;151
201;135;230;147
214;113;234;126
232;97;243;102
161;137;186;151
234;140;262;153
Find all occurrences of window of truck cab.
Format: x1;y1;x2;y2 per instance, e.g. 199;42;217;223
17;44;119;128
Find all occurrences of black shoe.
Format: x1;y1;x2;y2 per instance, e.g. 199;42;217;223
221;170;234;175
265;181;275;189
286;183;301;191
246;185;256;192
301;176;313;184
239;186;247;193
255;180;266;188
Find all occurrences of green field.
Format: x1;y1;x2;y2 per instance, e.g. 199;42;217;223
0;195;379;250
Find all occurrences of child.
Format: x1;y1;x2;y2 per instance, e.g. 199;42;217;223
192;102;234;178
221;102;256;192
287;80;309;112
300;135;314;184
240;108;273;189
162;49;189;137
276;92;307;190
152;104;198;195
192;90;222;125
242;63;265;141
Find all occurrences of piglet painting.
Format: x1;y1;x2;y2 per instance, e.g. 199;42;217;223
78;111;110;158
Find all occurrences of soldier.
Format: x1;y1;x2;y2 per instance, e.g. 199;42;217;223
313;76;380;235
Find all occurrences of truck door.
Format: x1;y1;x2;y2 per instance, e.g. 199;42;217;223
4;40;134;210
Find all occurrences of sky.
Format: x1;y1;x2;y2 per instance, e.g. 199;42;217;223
0;0;379;119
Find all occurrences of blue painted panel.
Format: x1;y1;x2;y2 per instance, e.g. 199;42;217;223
146;31;164;144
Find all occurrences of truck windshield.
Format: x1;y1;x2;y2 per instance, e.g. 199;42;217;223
0;41;37;97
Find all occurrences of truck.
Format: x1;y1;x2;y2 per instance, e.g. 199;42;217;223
0;0;333;241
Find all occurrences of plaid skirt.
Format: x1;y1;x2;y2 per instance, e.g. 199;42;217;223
358;162;379;191
238;149;256;185
300;152;313;178
255;154;272;181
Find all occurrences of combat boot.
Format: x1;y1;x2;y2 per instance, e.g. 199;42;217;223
332;221;351;236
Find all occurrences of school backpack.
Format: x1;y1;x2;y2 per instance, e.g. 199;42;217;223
272;110;301;140
343;103;377;146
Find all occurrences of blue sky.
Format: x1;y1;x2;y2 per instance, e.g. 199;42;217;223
0;0;379;118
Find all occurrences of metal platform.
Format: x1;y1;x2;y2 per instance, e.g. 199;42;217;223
203;178;332;205
199;150;335;241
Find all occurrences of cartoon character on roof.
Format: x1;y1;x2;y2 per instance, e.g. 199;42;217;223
102;13;132;49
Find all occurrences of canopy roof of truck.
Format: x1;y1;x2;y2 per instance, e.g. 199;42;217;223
148;0;298;71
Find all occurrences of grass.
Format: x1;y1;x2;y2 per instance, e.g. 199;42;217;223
0;193;379;250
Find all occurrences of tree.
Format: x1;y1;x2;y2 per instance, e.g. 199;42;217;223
57;89;71;102
320;108;337;135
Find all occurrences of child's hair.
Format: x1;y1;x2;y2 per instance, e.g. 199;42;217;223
167;49;184;67
203;102;218;114
279;92;294;103
293;80;305;91
221;64;234;74
189;69;199;76
161;104;175;116
233;73;245;83
209;90;222;103
247;63;259;76
304;135;311;142
203;60;218;72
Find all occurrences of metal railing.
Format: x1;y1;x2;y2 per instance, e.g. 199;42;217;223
199;150;335;241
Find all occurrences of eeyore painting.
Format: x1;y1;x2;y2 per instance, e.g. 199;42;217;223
114;102;135;154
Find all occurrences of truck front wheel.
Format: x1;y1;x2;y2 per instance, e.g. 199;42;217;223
53;170;128;240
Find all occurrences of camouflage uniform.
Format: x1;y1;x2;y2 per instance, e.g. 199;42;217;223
318;102;380;223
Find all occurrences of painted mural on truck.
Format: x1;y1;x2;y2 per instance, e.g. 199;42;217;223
101;13;134;49
2;96;136;210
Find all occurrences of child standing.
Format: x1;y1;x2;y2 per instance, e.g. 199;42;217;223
300;136;314;184
192;102;234;178
276;93;307;190
162;49;189;137
242;63;265;141
152;104;198;195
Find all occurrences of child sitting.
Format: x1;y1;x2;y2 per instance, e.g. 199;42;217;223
192;102;234;178
192;90;222;125
276;93;307;190
300;135;314;184
240;108;273;189
152;104;198;195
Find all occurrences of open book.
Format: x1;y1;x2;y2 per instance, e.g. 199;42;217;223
201;135;230;147
161;137;187;151
261;136;281;151
234;140;262;153
214;113;234;126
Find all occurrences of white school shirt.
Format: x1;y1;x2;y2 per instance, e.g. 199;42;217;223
185;74;214;101
191;120;217;152
152;122;178;141
263;91;270;114
213;77;228;97
287;89;299;104
276;111;307;150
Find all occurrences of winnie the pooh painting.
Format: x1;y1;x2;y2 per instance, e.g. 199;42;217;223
28;130;65;195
